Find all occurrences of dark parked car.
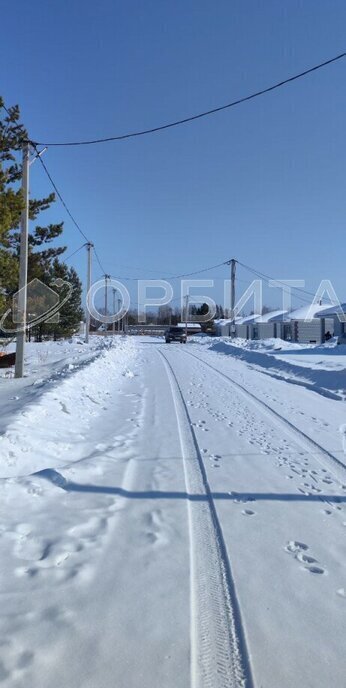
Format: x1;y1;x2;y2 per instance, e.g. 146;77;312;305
164;327;187;343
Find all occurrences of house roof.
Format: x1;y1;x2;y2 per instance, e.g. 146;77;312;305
215;310;288;325
238;314;261;324
314;303;346;317
214;317;243;325
254;309;288;323
287;303;337;320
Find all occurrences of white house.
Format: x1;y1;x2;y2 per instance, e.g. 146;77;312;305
287;303;336;344
315;303;346;342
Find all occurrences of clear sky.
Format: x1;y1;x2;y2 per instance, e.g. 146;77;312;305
2;0;346;312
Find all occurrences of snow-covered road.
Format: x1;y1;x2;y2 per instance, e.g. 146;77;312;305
0;337;345;687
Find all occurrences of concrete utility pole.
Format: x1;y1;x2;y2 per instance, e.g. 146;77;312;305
15;142;30;378
112;288;117;334
85;242;93;344
117;298;121;332
104;274;110;329
184;294;189;341
230;258;236;336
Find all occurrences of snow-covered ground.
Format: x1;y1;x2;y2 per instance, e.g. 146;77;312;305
194;335;346;400
0;335;345;687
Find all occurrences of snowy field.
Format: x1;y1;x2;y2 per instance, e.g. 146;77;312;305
0;335;345;687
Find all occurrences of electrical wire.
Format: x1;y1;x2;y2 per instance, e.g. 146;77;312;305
161;260;229;280
18;139;338;304
237;261;327;305
25;147;234;283
107;260;231;282
93;246;108;277
34;147;90;243
33;146;111;279
63;244;87;262
30;52;346;147
238;261;318;297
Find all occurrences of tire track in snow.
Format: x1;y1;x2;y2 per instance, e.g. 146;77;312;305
181;348;346;483
158;350;253;688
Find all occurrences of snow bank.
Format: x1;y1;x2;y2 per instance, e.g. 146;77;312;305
0;337;137;478
191;337;346;399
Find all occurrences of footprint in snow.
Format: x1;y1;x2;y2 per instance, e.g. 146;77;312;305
193;421;209;431
296;552;317;564
229;492;255;505
285;540;326;575
285;540;308;554
305;566;326;575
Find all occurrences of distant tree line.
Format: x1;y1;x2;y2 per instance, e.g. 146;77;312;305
90;302;223;332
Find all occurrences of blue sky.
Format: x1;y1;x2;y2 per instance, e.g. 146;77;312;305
1;0;346;311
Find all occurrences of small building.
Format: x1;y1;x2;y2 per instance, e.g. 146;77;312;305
249;310;288;340
215;304;340;344
315;303;346;342
214;317;244;337
214;319;230;336
215;312;288;339
287;304;335;344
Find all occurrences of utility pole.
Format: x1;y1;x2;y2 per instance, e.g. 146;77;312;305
112;288;117;334
230;258;236;336
104;274;110;331
184;294;189;341
85;242;93;344
15;142;30;378
117;298;121;332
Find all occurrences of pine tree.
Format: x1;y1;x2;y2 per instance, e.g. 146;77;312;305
32;260;84;341
0;99;24;308
0;98;67;319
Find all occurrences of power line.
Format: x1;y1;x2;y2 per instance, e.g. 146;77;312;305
24;147;232;282
162;260;229;280
30;52;346;147
107;260;230;282
34;146;112;279
93;246;107;276
17;141;340;301
34;146;90;243
64;244;87;262
237;261;327;304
